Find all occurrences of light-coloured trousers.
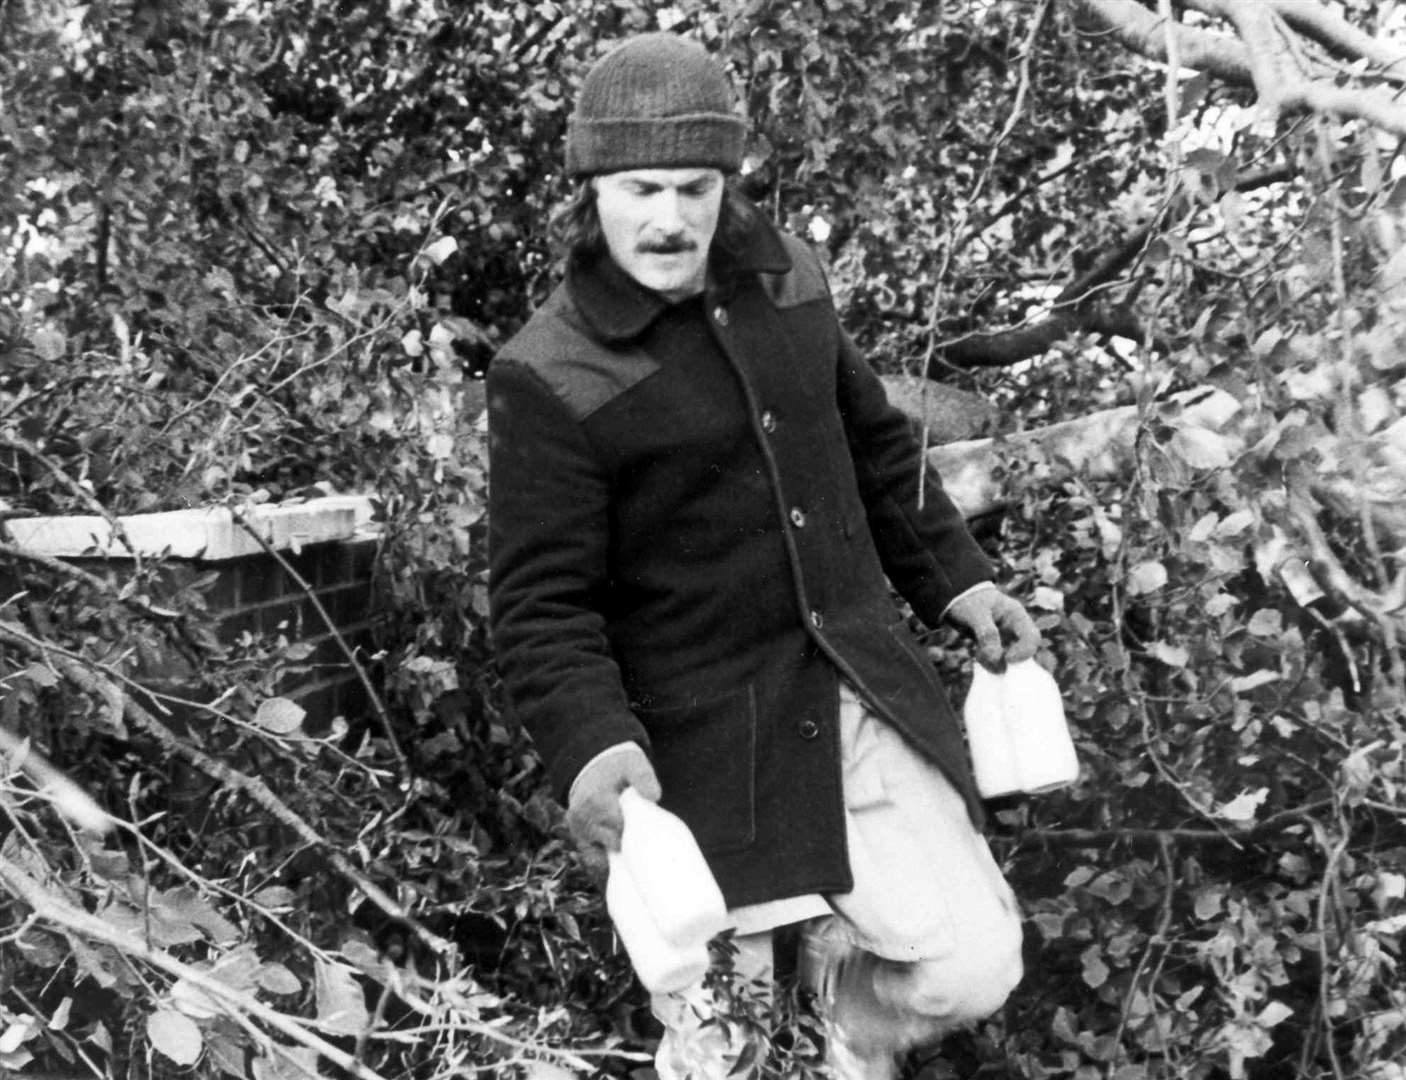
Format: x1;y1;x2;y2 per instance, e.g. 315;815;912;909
650;686;1024;1079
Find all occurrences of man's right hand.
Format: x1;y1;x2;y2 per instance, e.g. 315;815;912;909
564;743;661;876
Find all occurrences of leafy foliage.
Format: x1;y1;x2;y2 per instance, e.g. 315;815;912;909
4;1;1406;1078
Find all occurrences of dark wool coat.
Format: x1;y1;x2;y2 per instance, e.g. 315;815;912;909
486;215;996;908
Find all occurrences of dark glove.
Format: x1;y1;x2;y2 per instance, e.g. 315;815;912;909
946;586;1042;670
564;743;661;876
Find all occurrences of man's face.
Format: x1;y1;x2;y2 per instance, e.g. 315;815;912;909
592;168;725;302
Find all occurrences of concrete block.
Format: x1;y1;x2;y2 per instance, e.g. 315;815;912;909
6;496;376;561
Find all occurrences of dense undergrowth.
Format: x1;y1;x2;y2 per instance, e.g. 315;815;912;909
3;1;1406;1078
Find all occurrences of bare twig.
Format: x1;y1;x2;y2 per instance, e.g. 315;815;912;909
227;502;402;768
0;433;141;560
1315;813;1351;1080
1105;834;1177;1080
0;540;181;622
1021;797;1344;847
916;0;1050;497
1159;0;1181;138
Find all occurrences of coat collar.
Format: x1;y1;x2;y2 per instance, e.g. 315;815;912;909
567;214;793;344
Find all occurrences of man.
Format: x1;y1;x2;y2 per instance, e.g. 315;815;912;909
487;31;1040;1079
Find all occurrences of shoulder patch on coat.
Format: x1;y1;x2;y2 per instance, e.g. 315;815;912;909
497;293;660;422
759;234;831;310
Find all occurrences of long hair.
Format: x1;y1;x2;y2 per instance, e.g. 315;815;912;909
548;176;765;264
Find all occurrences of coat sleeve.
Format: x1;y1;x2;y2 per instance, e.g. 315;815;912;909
486;357;648;803
834;328;996;628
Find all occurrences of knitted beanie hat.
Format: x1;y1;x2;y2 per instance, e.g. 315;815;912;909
565;32;746;177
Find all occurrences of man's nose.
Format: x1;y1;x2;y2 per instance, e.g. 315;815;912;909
653;190;686;231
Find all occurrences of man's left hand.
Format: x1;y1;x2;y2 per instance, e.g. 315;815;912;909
946;587;1041;670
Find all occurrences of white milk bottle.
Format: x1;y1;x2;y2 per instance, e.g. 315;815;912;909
605;787;728;993
605;851;712;993
1002;658;1080;792
964;663;1022;797
964;659;1079;797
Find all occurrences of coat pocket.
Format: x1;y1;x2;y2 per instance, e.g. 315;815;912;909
887;617;945;696
638;685;758;854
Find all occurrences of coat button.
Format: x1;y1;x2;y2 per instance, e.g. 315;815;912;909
713;305;729;326
761;410;777;434
797;717;820;740
809;609;824;629
789;507;806;528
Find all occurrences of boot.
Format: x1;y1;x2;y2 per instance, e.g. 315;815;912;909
798;919;901;1080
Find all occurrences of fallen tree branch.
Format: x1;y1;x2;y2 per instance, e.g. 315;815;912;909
1071;0;1252;86
1077;0;1406;134
0;855;624;1079
1287;489;1406;626
936;165;1294;371
0;853;390;1080
938;301;1165;369
0;723;110;834
0;621;455;958
1199;0;1302;116
1270;0;1406;77
927;387;1241;518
